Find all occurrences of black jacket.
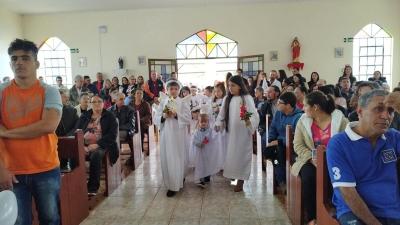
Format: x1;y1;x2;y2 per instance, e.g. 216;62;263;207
258;100;275;134
108;104;136;135
73;109;119;165
56;105;79;136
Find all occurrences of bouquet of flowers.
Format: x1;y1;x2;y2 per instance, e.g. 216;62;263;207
240;104;253;121
202;137;209;145
163;97;177;114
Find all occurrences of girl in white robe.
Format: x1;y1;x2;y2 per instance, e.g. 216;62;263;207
210;82;227;170
215;75;259;192
155;81;191;197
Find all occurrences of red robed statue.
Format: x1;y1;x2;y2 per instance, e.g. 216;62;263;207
288;37;304;70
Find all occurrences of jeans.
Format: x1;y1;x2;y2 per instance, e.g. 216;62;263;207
261;132;277;161
299;162;316;222
87;148;106;193
339;212;400;225
13;167;61;225
275;142;286;185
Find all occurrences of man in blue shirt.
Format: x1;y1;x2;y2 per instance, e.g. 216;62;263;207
268;91;303;188
327;89;400;225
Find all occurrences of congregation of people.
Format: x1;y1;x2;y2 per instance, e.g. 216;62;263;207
1;38;400;225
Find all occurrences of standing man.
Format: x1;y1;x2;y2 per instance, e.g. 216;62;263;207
69;74;88;106
92;72;104;94
0;39;62;225
83;75;98;95
144;71;165;104
269;70;282;90
55;75;66;89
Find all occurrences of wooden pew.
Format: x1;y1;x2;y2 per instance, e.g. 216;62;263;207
32;130;89;225
260;114;276;194
285;125;304;225
316;146;339;225
120;111;143;170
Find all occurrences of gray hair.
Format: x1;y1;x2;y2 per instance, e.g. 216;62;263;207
74;74;83;81
59;88;69;96
358;89;388;109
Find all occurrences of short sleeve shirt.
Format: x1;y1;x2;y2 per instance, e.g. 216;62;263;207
0;80;62;175
326;122;400;219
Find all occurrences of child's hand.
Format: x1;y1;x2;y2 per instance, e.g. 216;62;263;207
245;119;251;128
214;126;221;132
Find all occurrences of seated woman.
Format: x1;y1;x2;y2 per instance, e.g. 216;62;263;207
74;95;118;196
368;70;387;85
292;91;348;225
130;88;152;147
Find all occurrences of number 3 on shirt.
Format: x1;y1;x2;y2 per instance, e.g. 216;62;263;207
332;167;341;180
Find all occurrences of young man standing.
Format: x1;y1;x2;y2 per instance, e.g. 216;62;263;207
0;39;62;225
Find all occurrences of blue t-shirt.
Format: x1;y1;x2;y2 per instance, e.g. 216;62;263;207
327;122;400;219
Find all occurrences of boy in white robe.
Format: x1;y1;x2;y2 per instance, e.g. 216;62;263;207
155;80;191;197
193;107;220;188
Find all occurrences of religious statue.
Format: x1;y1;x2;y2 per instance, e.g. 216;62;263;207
118;57;124;69
291;37;301;63
287;37;304;70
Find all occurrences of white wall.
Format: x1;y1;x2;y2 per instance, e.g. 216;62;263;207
0;9;22;79
21;0;400;86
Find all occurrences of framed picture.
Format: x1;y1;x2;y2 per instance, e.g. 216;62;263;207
269;51;278;61
335;48;344;58
138;56;146;65
78;57;87;67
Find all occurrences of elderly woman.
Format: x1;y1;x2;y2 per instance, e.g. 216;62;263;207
130;88;152;146
74;95;118;196
292;91;348;225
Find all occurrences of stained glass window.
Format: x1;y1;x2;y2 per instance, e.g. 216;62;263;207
176;29;238;59
37;37;72;88
353;24;393;86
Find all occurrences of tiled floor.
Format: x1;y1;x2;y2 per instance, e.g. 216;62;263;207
81;142;291;225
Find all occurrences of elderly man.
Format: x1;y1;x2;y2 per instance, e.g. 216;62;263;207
109;93;136;169
269;70;282;90
144;71;165;104
55;89;79;136
69;75;88;106
327;89;400;225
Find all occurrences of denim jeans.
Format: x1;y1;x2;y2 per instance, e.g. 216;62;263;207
339;212;400;225
13;167;61;225
88;148;106;193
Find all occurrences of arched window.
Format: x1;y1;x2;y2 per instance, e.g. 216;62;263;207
353;24;393;85
176;30;238;88
176;29;238;59
38;37;72;87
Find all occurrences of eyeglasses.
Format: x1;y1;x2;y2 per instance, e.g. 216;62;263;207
277;100;286;105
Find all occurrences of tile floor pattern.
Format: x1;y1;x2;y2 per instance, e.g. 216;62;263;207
81;144;291;225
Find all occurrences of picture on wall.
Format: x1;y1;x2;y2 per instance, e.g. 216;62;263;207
79;57;87;67
335;48;344;58
269;51;278;61
138;56;146;65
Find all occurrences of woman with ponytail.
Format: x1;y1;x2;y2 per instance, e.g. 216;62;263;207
291;91;348;225
215;75;259;192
